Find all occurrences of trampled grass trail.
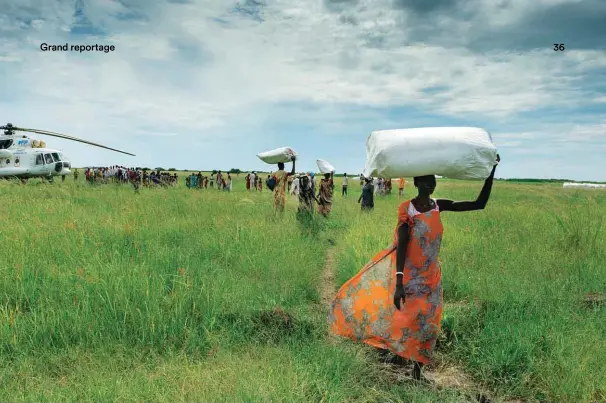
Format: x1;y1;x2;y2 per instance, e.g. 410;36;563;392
0;175;604;402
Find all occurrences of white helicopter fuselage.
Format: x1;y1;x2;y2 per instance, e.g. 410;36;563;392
0;137;72;178
1;123;134;178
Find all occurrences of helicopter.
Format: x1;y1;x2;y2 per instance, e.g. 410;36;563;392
0;123;135;181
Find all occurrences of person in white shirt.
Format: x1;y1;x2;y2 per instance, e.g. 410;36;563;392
291;175;300;196
250;172;256;191
342;173;349;196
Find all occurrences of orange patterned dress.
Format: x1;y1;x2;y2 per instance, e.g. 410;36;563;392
329;199;444;364
271;170;288;211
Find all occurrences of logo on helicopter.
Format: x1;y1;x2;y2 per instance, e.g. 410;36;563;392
17;139;28;145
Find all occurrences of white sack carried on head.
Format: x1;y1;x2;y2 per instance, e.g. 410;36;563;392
363;127;497;180
316;159;335;174
257;147;298;164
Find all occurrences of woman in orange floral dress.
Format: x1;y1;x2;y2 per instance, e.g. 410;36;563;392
270;156;296;212
330;155;500;381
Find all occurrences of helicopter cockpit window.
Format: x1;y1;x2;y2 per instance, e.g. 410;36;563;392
0;139;13;149
44;154;53;164
35;154;43;165
51;152;60;162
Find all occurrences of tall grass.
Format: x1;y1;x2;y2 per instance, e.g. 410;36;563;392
335;180;606;402
1;176;604;402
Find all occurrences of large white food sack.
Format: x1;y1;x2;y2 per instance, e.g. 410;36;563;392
316;159;335;174
257;147;298;164
363;127;497;180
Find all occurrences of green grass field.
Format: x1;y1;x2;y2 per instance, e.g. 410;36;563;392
1;175;604;402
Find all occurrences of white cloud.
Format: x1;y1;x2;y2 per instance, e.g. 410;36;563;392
0;0;604;179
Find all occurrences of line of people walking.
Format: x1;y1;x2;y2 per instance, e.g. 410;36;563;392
186;170;232;191
79;166;178;188
245;172;267;191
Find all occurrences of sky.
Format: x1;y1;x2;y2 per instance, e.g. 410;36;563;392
1;0;605;181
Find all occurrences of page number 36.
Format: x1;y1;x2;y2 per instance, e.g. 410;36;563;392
554;44;565;51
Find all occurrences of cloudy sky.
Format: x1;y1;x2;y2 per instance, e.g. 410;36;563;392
1;0;605;180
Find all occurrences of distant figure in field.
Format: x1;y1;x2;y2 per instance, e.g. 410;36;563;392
358;176;374;211
204;176;208;188
186;175;191;188
399;178;405;197
270;157;296;213
331;154;501;382
342;173;348;196
129;168;140;193
317;170;334;217
224;174;231;191
216;171;223;190
210;174;214;188
290;175;300;196
251;172;257;191
257;176;262;191
360;174;364;188
245;173;251;191
297;175;318;220
73;168;79;181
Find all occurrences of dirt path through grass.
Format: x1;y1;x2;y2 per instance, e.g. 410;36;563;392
320;241;339;347
320;242;337;308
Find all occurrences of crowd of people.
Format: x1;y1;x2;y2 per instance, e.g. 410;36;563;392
73;166;179;192
264;159;407;219
244;172;267;191
185;171;232;191
70;165;406;213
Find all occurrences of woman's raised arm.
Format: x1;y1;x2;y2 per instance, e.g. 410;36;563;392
437;155;500;212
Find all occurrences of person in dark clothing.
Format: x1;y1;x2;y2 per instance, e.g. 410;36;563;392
297;175;319;224
358;176;374;211
342;173;348;196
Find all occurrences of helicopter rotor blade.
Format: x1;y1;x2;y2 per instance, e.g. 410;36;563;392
5;126;135;156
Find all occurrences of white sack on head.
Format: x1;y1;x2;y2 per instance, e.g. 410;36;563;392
316;159;335;174
362;127;497;180
257;147;298;164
